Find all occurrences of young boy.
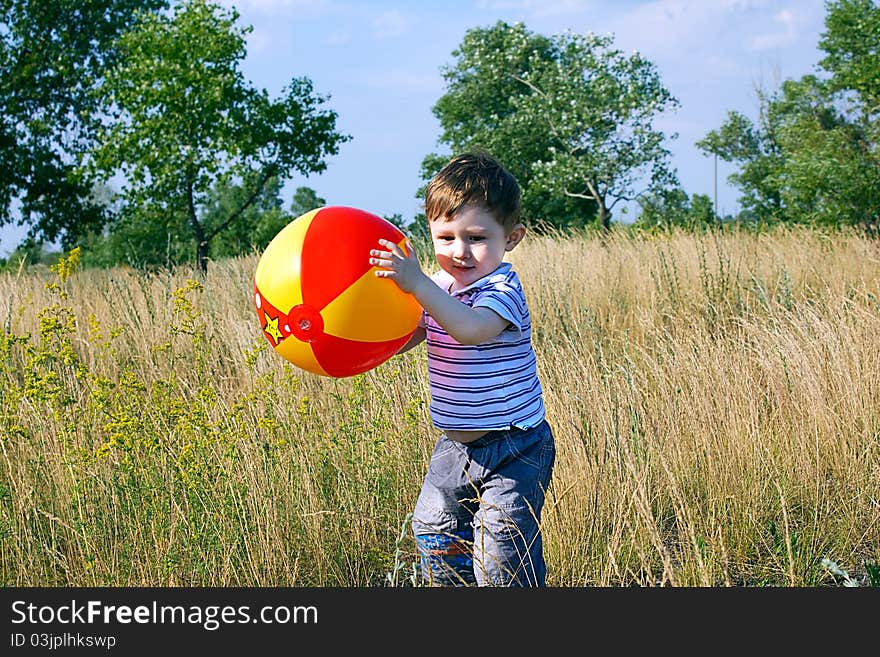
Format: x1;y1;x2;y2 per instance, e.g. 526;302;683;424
368;152;555;586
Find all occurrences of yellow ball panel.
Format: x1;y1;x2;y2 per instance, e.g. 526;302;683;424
254;208;320;313
321;266;421;342
275;337;329;377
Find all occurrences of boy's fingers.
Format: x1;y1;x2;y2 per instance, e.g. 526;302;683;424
377;238;413;261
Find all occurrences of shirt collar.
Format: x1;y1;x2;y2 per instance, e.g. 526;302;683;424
436;262;512;296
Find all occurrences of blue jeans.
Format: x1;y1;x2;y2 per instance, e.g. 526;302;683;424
411;420;555;587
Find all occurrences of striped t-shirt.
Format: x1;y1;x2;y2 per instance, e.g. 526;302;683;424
420;262;546;431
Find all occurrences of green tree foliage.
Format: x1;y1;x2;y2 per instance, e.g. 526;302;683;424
696;90;792;223
0;0;168;248
819;0;880;114
87;0;350;273
78;203;192;269
80;182;330;269
81;179;326;269
289;185;326;218
635;188;716;229
775;75;879;226
698;0;879;229
202;174;288;258
424;21;566;226
424;22;679;231
0;239;60;272
524;31;680;232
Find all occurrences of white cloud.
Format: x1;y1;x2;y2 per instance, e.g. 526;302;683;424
600;1;819;75
372;10;411;40
475;0;591;12
326;30;352;47
247;25;273;53
748;8;801;51
603;1;722;60
704;54;744;75
225;0;332;14
475;0;594;18
720;0;771;10
359;70;445;93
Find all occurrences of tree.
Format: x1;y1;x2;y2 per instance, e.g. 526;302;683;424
78;203;193;269
82;181;329;268
289;185;326;218
424;22;679;231
819;0;880;118
814;0;880;229
523;31;680;232
698;0;880;229
203;174;288;258
635;188;716;229
696;95;788;222
88;0;349;273
233;182;326;253
423;22;597;229
774;74;879;226
0;0;168;248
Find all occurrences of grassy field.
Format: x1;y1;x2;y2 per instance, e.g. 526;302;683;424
1;225;878;586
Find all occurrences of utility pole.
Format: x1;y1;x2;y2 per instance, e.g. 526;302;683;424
714;152;718;222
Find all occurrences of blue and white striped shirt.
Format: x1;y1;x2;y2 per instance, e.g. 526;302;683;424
420;262;546;431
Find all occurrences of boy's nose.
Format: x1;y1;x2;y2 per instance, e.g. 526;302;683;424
453;240;470;260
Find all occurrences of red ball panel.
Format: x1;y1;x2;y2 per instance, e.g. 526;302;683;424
311;332;412;377
300;206;405;311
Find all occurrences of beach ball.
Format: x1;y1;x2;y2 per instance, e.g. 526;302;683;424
253;206;421;377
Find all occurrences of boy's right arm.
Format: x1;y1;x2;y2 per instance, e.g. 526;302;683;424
371;239;509;345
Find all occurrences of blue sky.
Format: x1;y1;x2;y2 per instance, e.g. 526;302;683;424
1;0;831;255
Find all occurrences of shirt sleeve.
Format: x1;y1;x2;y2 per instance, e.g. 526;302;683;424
471;279;525;343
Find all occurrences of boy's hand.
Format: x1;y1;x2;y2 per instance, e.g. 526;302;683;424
370;239;428;294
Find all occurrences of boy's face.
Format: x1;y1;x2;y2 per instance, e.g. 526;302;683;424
429;204;525;291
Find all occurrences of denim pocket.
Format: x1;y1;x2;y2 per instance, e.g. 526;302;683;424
503;435;543;472
426;436;469;489
503;421;552;473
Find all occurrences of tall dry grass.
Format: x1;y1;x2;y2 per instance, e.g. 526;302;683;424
1;225;878;586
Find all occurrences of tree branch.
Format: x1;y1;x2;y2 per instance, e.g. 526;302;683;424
205;165;276;243
562;187;596;201
509;73;568;152
608;192;638;211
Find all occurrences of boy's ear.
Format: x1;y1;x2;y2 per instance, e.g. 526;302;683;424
505;224;526;251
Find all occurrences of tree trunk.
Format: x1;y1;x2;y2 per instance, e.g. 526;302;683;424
195;235;209;276
582;180;611;236
186;179;209;276
597;197;611;235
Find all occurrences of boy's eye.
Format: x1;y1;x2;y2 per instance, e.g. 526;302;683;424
434;235;485;242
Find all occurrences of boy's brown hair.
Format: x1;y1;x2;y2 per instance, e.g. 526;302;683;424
424;152;521;233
